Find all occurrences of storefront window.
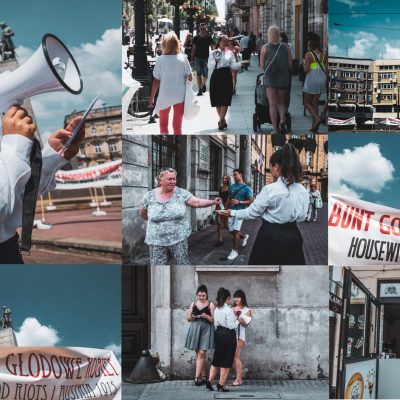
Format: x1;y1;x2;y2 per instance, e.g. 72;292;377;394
347;282;367;358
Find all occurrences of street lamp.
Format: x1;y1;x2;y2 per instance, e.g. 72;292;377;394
133;0;149;80
166;0;185;38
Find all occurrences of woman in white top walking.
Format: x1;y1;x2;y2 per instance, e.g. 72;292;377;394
218;143;309;264
206;288;245;392
149;32;192;135
306;183;322;222
208;35;248;130
231;290;251;386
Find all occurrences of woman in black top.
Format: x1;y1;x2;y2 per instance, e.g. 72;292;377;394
215;174;231;247
184;33;193;62
185;285;215;386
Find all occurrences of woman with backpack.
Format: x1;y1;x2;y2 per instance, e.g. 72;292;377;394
303;36;327;132
259;26;292;134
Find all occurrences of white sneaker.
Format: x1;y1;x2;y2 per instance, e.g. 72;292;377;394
227;249;239;261
241;234;249;247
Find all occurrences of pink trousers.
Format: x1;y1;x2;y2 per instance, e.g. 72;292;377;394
158;102;184;135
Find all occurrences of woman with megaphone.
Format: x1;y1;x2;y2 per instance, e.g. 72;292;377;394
0;106;85;264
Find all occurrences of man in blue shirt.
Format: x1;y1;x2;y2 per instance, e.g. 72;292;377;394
226;169;253;261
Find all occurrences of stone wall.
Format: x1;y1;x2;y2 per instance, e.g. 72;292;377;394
150;265;329;380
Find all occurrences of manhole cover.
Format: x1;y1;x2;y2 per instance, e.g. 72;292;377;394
214;393;281;399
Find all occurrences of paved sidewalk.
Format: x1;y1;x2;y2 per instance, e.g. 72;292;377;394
188;203;327;265
126;55;327;135
123;379;328;400
17;206;122;264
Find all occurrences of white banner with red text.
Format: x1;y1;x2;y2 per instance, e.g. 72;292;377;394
0;347;121;400
55;160;122;190
328;194;400;266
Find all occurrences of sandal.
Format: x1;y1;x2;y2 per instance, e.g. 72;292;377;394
310;118;321;133
230;379;242;386
218;121;225;131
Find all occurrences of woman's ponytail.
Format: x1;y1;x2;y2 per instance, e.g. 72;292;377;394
270;142;303;185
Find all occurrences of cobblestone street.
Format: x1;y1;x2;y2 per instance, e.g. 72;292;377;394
188;203;327;265
123;379;328;400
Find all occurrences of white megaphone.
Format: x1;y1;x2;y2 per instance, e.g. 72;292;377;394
0;33;83;113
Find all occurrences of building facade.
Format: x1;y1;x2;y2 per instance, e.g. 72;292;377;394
265;134;328;200
226;0;327;69
330;266;400;399
65;105;122;169
328;57;400;125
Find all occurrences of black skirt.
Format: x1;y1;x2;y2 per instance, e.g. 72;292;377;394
210;67;233;107
211;326;237;368
0;234;24;264
249;220;305;265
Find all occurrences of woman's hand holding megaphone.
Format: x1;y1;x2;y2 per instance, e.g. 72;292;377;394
48;116;85;161
2;106;37;139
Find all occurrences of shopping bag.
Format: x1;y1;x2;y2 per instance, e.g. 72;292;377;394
184;80;200;119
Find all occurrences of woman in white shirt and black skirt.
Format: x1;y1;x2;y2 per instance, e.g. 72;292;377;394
218;142;309;265
207;35;248;130
206;288;245;392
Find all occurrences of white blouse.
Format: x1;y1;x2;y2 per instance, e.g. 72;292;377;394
232;177;309;223
0;134;67;243
207;49;242;73
153;54;192;114
214;303;239;330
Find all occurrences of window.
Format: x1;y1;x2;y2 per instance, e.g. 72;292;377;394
91;127;97;136
306;151;313;167
152;136;177;189
94;144;102;154
106;125;113;135
79;146;86;157
109;142;117;152
209;141;221;192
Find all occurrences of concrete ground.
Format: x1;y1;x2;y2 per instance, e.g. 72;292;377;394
123;380;328;400
188;203;327;265
126;54;328;136
17;206;122;264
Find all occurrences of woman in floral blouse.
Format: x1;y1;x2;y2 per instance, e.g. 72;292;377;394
140;168;221;265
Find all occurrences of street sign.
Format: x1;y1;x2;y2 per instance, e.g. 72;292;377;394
329;292;342;313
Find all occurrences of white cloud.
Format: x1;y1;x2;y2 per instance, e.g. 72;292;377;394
15;317;61;346
329;143;395;199
14;27;121;137
105;342;121;362
336;0;369;8
383;43;400;59
329;44;341;56
348;31;378;58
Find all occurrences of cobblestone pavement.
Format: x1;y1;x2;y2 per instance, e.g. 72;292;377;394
123;379;328;400
126;54;328;136
188;204;327;265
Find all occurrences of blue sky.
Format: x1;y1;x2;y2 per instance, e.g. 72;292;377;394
0;264;120;355
1;0;121;141
329;0;400;59
329;133;400;209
